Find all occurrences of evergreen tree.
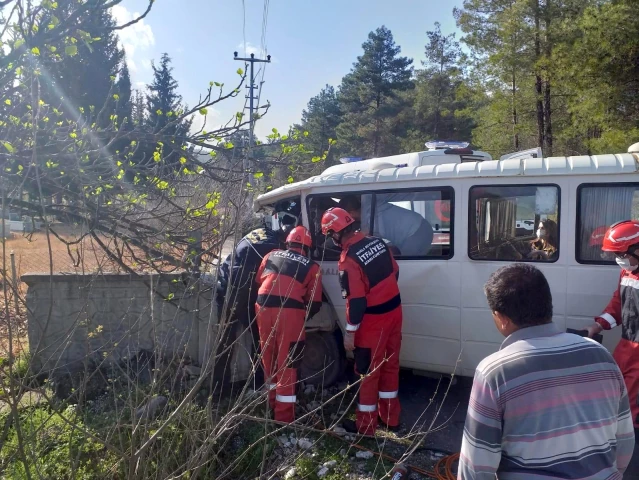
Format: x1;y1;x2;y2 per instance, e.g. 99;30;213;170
402;23;475;150
455;0;599;156
114;61;133;129
299;85;341;164
336;26;413;158
553;0;639;154
132;90;146;126
40;0;123;125
141;53;192;168
146;53;191;136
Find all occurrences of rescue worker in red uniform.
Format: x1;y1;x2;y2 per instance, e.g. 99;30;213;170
321;207;402;435
587;220;639;434
255;226;323;423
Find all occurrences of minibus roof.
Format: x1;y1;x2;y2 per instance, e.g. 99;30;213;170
254;152;639;211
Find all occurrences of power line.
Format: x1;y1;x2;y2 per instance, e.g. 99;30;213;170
233;52;271;187
256;0;270;122
242;0;247;56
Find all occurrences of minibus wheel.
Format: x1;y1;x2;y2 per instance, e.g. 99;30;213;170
300;331;343;387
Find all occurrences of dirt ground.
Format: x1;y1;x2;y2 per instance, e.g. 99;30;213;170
397;370;470;456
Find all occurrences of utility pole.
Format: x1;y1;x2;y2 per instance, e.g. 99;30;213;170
233;52;271;187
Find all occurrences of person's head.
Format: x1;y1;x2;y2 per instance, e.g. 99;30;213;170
602;220;639;272
285;226;313;255
339;196;361;222
484;263;553;337
321;207;357;247
274;199;301;241
536;219;558;246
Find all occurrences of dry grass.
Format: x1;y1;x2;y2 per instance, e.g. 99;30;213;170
0;224;154;359
4;224;128;277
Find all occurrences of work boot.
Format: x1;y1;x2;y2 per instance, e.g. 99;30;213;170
378;419;402;433
341;419;359;434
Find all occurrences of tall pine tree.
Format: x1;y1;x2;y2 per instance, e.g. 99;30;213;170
114;61;133;129
402;23;475;150
455;0;600;156
132;90;146;126
146;53;191;136
139;53;192;169
40;0;123;126
299;85;342;164
336;26;413;158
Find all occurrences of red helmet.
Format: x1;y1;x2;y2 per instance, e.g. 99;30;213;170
286;226;313;248
589;226;609;246
601;220;639;252
321;207;354;235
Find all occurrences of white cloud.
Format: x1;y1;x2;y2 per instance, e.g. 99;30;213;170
236;42;263;58
111;5;155;75
190;109;222;135
235;42;277;64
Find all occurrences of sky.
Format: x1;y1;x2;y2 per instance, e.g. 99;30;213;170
113;0;465;139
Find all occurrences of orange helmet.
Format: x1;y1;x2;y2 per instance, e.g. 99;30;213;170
321;207;354;235
602;220;639;253
286;225;313;248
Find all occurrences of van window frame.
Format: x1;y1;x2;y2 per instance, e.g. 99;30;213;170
306;185;455;261
575;182;639;266
467;183;561;263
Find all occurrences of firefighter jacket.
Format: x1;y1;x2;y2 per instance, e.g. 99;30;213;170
596;269;639;343
255;248;323;318
216;227;283;314
338;232;400;332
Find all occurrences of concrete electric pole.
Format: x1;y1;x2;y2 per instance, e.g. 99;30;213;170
233;51;271;187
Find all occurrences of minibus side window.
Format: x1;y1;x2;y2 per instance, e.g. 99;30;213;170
306;188;453;260
370;189;453;259
577;183;639;264
306;194;374;261
469;185;560;262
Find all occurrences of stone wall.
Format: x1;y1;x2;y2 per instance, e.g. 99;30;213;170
22;273;253;382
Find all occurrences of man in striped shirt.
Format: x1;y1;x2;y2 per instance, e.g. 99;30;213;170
459;263;634;479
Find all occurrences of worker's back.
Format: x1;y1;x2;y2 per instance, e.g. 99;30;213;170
256;248;319;306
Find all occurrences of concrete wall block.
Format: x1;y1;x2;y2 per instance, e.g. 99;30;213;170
22;273;248;381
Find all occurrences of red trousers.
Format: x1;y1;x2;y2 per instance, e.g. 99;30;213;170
353;306;402;435
614;338;639;427
256;306;305;423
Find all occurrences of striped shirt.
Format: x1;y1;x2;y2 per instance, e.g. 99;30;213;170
459;323;635;479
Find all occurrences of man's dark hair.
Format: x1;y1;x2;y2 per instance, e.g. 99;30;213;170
484;263;553;327
340;195;361;211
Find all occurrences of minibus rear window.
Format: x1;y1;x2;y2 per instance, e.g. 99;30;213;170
469;185;560;262
576;183;639;264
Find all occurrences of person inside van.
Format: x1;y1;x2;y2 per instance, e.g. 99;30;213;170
528;219;558;261
340;195;433;257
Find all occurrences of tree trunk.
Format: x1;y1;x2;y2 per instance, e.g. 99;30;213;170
543;1;553;156
534;0;545;152
373;92;381;157
511;70;519;150
543;80;552;157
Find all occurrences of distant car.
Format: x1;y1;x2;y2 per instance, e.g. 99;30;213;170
516;220;535;237
516;220;535;230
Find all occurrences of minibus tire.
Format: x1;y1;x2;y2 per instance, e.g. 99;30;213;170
300;331;343;387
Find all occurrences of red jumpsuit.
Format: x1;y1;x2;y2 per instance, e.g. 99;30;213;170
596;269;639;428
339;232;402;435
255;247;322;423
